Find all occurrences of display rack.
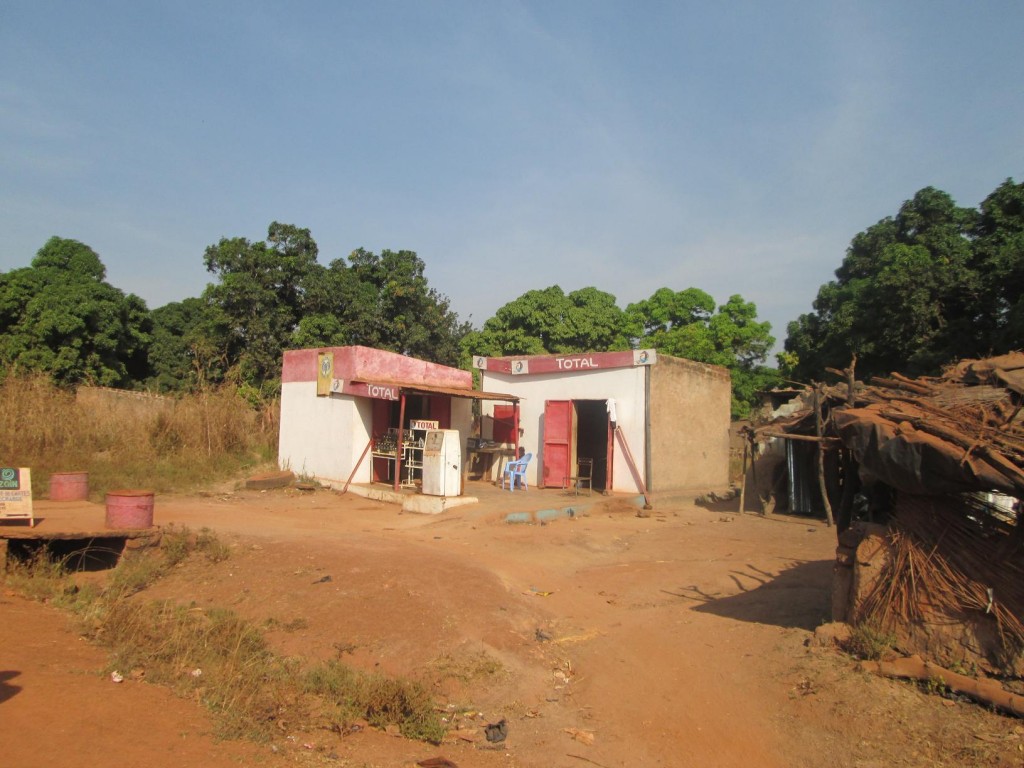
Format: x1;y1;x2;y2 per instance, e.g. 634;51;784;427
400;442;422;487
370;424;431;488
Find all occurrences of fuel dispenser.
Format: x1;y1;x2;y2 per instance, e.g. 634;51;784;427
422;429;462;497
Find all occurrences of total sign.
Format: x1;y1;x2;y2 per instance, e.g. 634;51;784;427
474;349;656;375
330;379;401;401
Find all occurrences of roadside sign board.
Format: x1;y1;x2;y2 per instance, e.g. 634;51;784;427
0;467;34;527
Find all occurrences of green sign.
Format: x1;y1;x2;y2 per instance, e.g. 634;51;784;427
0;467;20;490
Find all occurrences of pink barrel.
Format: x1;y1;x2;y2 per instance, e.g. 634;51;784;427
105;489;155;529
50;471;89;501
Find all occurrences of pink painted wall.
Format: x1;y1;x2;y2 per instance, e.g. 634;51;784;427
281;345;471;388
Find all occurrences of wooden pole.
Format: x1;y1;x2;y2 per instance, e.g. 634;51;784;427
750;435;762;514
342;437;374;494
836;356;859;533
814;386;835;528
615;425;653;510
738;440;748;514
394;393;407;492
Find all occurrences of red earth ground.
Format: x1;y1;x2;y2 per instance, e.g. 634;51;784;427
2;483;1023;768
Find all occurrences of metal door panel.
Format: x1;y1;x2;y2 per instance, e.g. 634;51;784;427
543;400;572;489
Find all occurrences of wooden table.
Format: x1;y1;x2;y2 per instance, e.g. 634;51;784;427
464;447;514;484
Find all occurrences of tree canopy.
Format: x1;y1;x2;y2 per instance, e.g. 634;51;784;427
298;248;468;366
627;289;778;417
460;286;632;357
200;222;321;389
785;179;1024;381
0;237;151;386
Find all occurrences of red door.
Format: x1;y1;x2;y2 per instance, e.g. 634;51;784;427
542;400;573;489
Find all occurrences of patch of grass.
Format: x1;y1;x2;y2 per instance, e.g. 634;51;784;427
160;524;230;566
846;621;897;661
304;660;446;744
161;524;195;566
196;527;231;563
107;552;167;597
3;549;73;603
94;599;293;741
263;617;310;633
432;649;506;683
921;674;949;697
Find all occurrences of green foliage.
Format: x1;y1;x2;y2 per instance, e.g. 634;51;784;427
193;231;469;385
147;297;224;392
299;248;469;366
2;548;74;603
107;551;167;597
159;524;230;567
0;237;152;386
462;285;632;358
972;178;1024;351
201;222;321;389
786;180;1024;381
627;290;778;418
196;527;231;563
97;598;290;741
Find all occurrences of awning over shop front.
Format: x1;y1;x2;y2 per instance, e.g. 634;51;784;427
331;377;520;403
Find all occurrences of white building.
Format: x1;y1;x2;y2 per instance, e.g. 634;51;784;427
474;349;731;495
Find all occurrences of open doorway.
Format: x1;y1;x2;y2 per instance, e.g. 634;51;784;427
574;400;610;491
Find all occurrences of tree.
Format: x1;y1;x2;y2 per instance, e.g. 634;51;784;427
147;297;227;391
627;290;777;418
460;285;632;358
785;187;983;381
201;222;321;388
972;178;1024;351
0;237;151;386
298;248;469;366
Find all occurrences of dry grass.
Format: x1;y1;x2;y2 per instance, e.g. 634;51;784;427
303;660;446;743
0;371;278;497
3;531;446;745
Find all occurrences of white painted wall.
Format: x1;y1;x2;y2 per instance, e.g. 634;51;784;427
451;399;474;448
278;382;373;484
480;367;647;493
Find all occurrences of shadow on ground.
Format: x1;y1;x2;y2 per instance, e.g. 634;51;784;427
0;670;21;703
683;559;834;631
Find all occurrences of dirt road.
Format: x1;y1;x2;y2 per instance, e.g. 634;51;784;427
2;486;1020;767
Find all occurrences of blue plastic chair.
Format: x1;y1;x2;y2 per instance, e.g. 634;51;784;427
501;453;532;491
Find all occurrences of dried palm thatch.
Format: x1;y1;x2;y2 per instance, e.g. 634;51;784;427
857;493;1024;660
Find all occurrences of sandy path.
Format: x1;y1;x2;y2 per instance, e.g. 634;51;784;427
7;486;1011;767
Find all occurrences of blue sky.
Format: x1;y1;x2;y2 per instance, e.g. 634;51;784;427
2;2;1022;355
